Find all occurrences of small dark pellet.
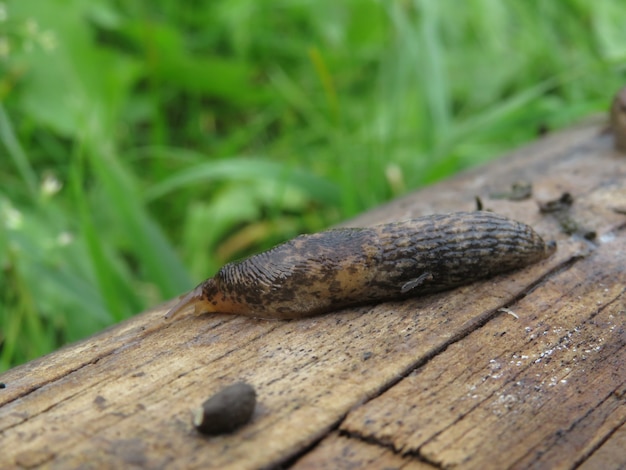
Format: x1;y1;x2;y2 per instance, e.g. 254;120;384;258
193;382;256;435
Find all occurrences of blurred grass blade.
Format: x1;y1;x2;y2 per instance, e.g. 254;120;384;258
0;250;51;369
416;0;450;142
88;147;192;297
0;104;38;199
308;46;340;123
70;150;125;322
144;157;340;206
451;78;558;145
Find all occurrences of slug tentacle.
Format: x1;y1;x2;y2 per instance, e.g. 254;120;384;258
165;211;556;320
164;285;204;320
164;279;225;320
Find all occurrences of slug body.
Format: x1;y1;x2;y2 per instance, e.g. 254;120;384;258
165;211;555;320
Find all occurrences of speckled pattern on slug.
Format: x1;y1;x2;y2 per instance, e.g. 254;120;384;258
166;211;556;320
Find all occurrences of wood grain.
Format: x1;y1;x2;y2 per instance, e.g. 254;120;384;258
291;432;435;469
1;120;625;469
341;234;626;468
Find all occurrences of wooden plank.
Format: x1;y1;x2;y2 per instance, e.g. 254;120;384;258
1;120;625;469
578;421;626;470
341;233;626;468
291;432;435;469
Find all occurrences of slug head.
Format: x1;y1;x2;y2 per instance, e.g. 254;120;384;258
164;278;243;320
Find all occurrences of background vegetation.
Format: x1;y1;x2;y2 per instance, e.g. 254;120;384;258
1;0;625;370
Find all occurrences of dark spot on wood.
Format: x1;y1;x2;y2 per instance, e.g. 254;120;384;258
94;395;107;409
193;382;257;435
539;192;574;213
108;438;147;466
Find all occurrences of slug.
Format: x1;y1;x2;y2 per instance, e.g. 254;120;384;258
165;211;556;320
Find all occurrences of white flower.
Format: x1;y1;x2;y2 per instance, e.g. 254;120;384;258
57;232;74;246
385;163;405;194
41;173;62;197
2;202;23;230
39;30;57;51
25;18;38;36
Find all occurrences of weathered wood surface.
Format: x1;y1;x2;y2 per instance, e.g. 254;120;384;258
1;120;625;470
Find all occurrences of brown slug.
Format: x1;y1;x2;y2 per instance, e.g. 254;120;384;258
165;211;556;320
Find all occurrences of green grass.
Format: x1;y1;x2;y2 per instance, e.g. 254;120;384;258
1;0;625;370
